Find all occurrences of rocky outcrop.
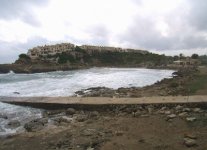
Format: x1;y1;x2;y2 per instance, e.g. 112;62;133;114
65;108;76;115
0;63;87;74
75;87;115;97
24;118;48;132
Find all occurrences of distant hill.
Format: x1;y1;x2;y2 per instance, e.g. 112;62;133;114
0;43;175;73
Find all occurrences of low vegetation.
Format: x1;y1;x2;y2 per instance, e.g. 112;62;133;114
199;55;207;65
19;54;31;60
186;74;207;94
50;47;174;66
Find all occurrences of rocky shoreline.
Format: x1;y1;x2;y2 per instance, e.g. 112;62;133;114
0;54;184;74
0;62;179;74
0;63;89;74
0;103;207;149
74;68;198;98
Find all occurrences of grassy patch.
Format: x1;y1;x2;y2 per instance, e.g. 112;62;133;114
169;82;179;88
186;75;207;94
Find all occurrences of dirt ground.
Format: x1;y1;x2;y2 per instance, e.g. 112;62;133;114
0;105;207;150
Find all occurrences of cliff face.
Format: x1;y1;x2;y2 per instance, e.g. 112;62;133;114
0;45;174;74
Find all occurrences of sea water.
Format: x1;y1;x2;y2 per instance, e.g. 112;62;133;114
0;102;42;136
0;68;174;97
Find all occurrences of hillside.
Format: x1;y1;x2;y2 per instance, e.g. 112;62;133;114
0;43;178;73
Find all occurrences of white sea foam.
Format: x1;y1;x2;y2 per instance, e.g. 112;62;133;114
0;102;42;136
0;67;174;97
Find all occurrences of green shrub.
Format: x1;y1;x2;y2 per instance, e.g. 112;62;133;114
170;82;179;88
58;52;76;64
75;46;86;53
19;54;30;59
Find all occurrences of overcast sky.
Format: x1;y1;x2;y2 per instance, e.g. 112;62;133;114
0;0;207;63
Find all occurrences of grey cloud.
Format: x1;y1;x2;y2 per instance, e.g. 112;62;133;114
0;36;49;64
188;0;207;31
121;21;207;51
0;0;49;26
180;35;207;49
119;4;207;51
87;25;110;46
21;13;41;27
0;41;19;64
68;25;110;46
16;36;50;50
63;24;110;46
119;17;176;50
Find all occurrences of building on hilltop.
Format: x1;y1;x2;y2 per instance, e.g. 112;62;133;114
79;45;124;53
27;43;75;59
125;48;149;54
173;58;200;67
27;43;149;60
79;45;148;54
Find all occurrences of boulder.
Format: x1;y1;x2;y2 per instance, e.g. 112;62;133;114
66;108;76;115
183;138;197;147
164;111;171;115
160;106;168;111
157;110;165;114
24;118;48;132
7;120;20;129
82;129;97;136
53;116;72;124
44;110;64;116
147;107;153;114
178;112;188;117
175;105;183;111
166;114;176;121
193;108;202;113
76;115;88;122
75;87;114;97
186;117;196;122
182;108;191;112
133;111;142;117
168;114;176;118
184;133;197;139
90;111;99;118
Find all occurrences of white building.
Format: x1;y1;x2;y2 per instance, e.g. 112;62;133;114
27;43;75;59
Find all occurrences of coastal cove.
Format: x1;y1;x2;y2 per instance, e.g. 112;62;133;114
0;68;174;135
0;67;207;149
